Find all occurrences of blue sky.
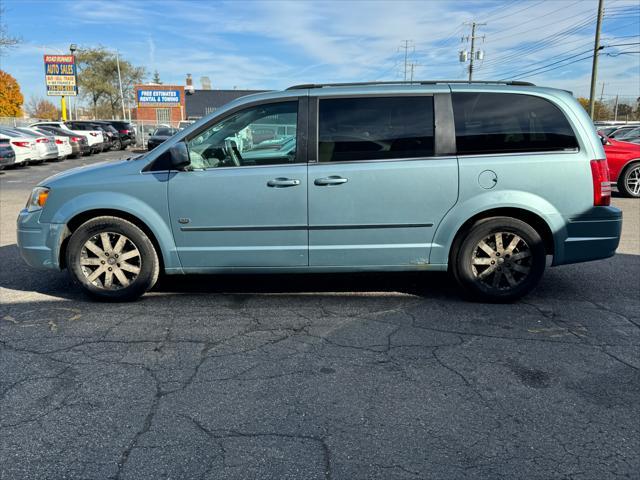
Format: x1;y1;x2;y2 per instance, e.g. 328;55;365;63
2;0;639;104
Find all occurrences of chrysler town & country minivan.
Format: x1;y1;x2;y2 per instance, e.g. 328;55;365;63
17;81;622;301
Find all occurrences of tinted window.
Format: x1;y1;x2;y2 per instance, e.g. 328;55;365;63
452;93;578;155
318;96;434;162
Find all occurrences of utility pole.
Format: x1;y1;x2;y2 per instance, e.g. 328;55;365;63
409;62;422;82
613;94;619;121
588;0;605;119
599;82;605;102
461;22;486;82
115;51;126;120
399;40;414;82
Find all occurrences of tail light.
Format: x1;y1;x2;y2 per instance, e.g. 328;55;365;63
55;139;63;144
119;129;131;134
12;141;30;148
36;138;49;143
71;137;82;142
590;159;611;206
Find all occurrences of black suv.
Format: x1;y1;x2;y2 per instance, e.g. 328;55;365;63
96;120;136;150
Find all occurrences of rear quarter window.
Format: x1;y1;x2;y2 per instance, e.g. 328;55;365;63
452;92;578;155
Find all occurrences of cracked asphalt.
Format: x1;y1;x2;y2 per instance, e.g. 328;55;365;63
1;151;639;480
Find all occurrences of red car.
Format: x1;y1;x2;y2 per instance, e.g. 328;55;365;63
598;132;640;198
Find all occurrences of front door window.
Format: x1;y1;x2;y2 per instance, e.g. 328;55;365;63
186;101;298;169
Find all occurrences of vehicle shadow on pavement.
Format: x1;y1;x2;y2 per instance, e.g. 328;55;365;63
2;242;637;304
0;243;462;302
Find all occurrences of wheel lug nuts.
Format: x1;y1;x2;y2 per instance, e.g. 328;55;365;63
108;267;112;271
114;254;118;258
101;260;105;264
105;252;109;256
491;260;495;264
496;252;500;256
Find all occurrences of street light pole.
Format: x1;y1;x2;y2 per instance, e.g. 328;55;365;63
115;51;126;120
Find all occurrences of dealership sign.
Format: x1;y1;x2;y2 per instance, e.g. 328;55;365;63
137;89;181;106
44;55;77;96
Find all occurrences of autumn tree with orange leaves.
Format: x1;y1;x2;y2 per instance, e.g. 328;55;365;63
0;70;24;117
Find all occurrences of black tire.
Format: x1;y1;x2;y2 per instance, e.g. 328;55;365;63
617;161;640;198
451;217;546;302
66;216;160;301
112;139;122;151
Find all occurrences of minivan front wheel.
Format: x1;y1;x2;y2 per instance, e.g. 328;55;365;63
66;216;159;301
452;217;546;302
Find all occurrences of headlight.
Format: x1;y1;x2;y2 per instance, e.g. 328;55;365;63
26;187;50;212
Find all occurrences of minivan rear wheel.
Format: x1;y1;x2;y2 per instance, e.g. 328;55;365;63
66;216;159;301
451;217;546;302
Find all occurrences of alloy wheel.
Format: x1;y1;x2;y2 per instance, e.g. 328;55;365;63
471;232;532;291
625;165;640;196
79;232;141;290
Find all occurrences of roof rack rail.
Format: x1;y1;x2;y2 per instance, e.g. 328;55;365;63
286;80;535;90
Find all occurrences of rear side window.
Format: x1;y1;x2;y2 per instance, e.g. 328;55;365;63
452;92;578;155
318;96;434;162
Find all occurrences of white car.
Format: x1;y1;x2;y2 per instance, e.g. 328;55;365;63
0;127;37;165
19;127;73;160
13;127;61;161
30;121;104;154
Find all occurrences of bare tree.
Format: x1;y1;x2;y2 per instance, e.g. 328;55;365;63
0;5;21;54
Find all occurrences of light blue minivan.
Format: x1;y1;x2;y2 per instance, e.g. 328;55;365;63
17;81;622;301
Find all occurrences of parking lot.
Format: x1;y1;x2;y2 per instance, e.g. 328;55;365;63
1;151;639;479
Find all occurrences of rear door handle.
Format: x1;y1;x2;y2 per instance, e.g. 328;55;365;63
314;176;348;186
267;177;300;188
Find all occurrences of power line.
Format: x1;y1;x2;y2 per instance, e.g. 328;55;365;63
511;53;594;79
499;48;596;80
479;14;597;69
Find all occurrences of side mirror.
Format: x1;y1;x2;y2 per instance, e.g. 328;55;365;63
600;135;610;146
169;142;190;170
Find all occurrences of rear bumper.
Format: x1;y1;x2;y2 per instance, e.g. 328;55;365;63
553;206;622;266
16;209;66;270
0;154;15;167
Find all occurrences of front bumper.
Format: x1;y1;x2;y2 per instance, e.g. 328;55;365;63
553;206;622;266
17;209;66;270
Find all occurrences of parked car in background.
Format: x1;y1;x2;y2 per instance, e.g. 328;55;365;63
64;121;108;153
25;126;74;159
178;120;195;130
0;137;16;170
599;132;640;198
34;125;89;158
0;127;37;166
97;120;136;149
607;125;637;139
30;121;103;154
147;127;179;150
17;81;622;302
13;127;63;161
613;126;640;144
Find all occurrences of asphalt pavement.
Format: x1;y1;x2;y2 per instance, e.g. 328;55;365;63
1;151;639;480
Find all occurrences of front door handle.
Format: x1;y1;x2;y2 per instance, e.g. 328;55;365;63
314;176;348;186
267;177;300;188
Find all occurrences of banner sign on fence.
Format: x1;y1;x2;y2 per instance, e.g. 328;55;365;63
44;55;77;96
137;89;181;106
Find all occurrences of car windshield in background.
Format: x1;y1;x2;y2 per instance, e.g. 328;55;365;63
153;128;178;136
